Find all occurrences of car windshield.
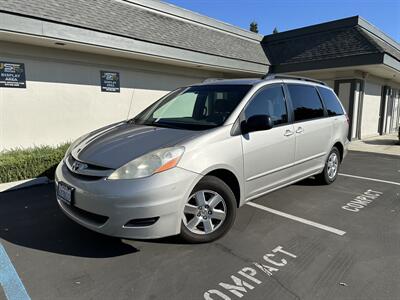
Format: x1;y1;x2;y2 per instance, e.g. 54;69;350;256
132;84;252;130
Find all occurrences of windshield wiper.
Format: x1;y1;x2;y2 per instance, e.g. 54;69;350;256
127;118;138;124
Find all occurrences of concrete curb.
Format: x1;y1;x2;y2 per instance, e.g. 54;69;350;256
0;177;50;193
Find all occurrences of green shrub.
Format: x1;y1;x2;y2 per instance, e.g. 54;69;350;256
0;143;70;183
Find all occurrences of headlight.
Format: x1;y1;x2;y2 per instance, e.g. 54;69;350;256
107;146;185;180
64;134;89;160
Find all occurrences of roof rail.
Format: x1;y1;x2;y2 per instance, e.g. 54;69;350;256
262;73;326;86
202;78;225;83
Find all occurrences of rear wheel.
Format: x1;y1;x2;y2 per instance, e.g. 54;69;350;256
316;147;340;185
180;176;236;243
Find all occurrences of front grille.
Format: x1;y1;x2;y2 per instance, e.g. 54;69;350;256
67;171;103;181
66;155;113;180
61;201;109;226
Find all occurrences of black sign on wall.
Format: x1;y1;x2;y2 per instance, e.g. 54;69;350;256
100;71;120;92
0;62;26;88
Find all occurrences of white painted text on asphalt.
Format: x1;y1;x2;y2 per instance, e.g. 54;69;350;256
342;189;383;212
203;245;297;299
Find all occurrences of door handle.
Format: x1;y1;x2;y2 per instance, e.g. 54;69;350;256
284;129;294;137
296;127;304;134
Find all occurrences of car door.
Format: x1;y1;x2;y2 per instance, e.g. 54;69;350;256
241;84;296;200
286;84;332;179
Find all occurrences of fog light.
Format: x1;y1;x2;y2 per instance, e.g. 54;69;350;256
124;217;159;227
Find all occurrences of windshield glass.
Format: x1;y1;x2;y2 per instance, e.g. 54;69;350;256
133;84;252;130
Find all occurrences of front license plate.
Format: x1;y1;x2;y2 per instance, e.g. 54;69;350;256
57;182;74;205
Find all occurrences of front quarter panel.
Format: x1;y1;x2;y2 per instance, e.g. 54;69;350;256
178;125;245;205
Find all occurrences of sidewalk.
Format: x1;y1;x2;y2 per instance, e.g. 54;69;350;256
348;133;400;156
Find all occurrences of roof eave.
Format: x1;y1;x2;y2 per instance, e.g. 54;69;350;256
271;53;385;73
383;53;400;73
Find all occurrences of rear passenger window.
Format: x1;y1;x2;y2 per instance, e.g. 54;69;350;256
287;85;324;122
245;85;288;126
317;87;344;116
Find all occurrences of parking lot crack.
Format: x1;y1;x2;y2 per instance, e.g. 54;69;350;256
214;243;254;264
270;275;301;300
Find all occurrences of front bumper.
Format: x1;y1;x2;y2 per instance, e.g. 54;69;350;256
55;162;200;239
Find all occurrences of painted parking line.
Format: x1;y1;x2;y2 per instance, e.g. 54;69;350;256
339;173;400;186
0;243;30;300
246;202;346;236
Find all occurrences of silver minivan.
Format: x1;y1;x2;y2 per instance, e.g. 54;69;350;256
55;75;349;243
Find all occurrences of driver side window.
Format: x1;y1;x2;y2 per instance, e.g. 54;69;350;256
245;85;288;126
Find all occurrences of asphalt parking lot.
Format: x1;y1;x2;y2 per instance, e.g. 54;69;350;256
0;151;399;300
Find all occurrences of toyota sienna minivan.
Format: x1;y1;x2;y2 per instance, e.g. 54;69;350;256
55;74;349;243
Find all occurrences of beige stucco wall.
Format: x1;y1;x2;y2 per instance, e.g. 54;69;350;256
323;80;334;89
0;42;229;151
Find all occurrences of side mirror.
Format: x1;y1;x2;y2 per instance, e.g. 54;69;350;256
242;115;273;134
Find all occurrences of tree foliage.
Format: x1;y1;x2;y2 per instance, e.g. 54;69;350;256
250;21;259;33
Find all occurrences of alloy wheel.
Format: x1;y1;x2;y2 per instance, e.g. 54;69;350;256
182;190;227;235
327;152;339;179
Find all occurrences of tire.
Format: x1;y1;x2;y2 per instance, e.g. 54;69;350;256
179;175;237;243
316;147;340;185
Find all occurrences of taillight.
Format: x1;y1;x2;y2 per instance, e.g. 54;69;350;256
345;114;350;125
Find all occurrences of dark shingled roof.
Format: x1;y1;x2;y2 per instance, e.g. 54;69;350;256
0;0;267;65
262;16;400;67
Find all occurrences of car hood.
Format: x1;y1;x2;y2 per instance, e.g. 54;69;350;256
71;122;201;169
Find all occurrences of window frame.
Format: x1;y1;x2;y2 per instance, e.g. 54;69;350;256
284;83;328;123
239;83;292;129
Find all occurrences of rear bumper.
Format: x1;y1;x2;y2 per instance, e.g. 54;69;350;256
55;162;201;239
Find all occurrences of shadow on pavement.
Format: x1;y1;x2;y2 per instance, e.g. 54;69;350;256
131;235;185;245
0;184;138;258
294;176;322;186
363;139;398;146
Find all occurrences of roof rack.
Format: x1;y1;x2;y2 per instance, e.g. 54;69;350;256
262;73;326;86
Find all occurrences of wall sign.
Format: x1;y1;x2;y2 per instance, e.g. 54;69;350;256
0;62;26;88
100;71;120;92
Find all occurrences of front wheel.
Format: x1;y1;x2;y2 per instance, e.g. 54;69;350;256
180;176;237;243
316;147;340;185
